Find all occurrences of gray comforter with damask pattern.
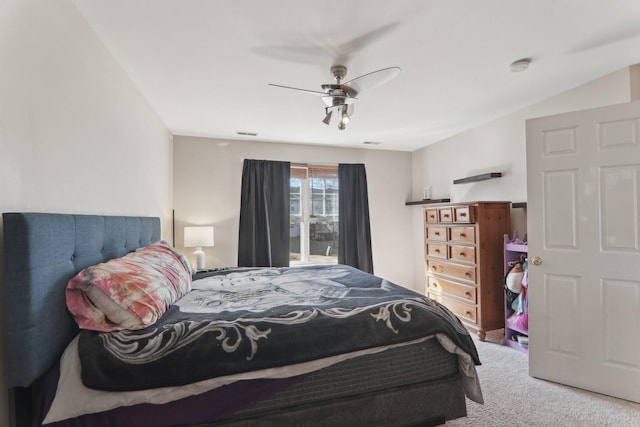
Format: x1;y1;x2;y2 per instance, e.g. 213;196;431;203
78;264;480;391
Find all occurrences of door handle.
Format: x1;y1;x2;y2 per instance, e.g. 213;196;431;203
531;256;543;266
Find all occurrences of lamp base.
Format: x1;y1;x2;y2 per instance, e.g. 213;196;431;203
193;247;205;270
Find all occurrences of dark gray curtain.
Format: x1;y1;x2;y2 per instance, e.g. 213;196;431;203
238;159;291;267
338;163;373;273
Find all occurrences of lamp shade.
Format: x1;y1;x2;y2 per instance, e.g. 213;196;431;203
184;226;214;248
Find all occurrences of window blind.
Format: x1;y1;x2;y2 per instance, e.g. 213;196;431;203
291;164;338;179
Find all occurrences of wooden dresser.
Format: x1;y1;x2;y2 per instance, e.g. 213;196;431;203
424;201;510;340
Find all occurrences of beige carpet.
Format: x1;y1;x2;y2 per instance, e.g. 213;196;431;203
447;331;640;426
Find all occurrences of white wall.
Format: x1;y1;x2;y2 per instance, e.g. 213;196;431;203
173;136;414;288
0;0;173;424
410;67;632;290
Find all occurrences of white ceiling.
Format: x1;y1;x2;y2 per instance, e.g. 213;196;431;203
71;0;640;151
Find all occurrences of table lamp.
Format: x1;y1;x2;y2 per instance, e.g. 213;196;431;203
184;226;214;270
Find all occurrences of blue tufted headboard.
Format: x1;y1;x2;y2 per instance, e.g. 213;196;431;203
2;213;161;388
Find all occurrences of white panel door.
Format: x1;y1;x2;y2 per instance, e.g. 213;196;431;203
527;101;640;402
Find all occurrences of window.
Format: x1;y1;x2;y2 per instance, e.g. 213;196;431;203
290;164;339;264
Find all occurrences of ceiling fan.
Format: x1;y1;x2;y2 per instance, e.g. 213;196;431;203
269;65;401;130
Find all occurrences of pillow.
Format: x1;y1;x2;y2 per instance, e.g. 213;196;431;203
66;241;192;332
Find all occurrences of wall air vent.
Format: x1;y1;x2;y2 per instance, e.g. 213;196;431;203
236;131;258;137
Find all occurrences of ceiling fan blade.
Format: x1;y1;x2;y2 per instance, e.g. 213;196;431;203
334;24;399;61
342;66;401;97
268;83;326;96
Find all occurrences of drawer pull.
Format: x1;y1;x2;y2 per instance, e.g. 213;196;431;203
459;233;466;237
465;310;472;316
434;249;440;253
432;266;438;271
443;214;450;218
433;283;439;288
464;272;471;277
458;252;465;256
460;212;467;217
464;291;471;297
434;232;440;236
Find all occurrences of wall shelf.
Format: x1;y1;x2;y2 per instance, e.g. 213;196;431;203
453;172;502;185
405;198;451;206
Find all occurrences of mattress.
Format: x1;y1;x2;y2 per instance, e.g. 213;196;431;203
41;335;463;426
232;335;459;419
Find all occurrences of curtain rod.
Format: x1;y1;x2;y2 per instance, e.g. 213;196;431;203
240;159;365;166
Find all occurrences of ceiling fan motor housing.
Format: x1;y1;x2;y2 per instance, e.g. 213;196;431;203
331;65;348;82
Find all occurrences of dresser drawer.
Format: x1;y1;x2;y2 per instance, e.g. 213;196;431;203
441;295;477;324
426;243;447;258
428;276;476;303
428;260;476;282
438;208;453;223
453;205;474;223
425;209;438;224
449;226;475;244
449;244;476;264
426;226;447;241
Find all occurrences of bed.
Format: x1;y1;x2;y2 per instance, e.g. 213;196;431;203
2;212;483;426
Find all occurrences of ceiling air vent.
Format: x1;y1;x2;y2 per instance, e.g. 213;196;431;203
236;131;258;137
363;141;381;145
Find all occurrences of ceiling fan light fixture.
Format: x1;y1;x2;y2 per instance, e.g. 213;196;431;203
341;105;350;124
322;109;332;125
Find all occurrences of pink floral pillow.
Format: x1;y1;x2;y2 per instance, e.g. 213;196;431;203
66;241;192;332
